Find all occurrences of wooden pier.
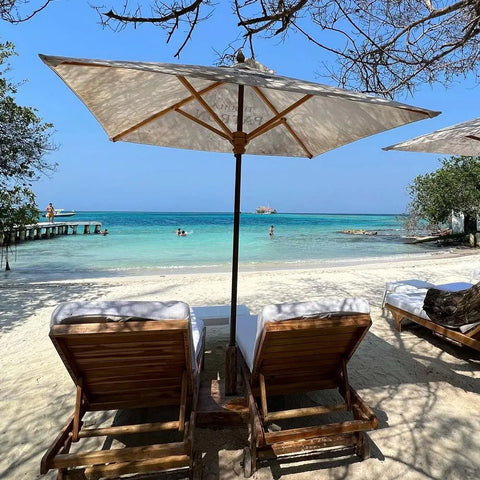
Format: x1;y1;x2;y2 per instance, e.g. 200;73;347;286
0;221;102;246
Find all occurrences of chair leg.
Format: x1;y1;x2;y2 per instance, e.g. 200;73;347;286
392;312;403;331
58;468;87;479
259;373;269;420
190;451;203;480
242;446;254;478
356;432;371;460
381;290;388;309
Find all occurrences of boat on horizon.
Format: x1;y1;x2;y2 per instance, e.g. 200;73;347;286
256;205;277;214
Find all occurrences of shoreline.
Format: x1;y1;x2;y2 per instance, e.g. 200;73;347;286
1;245;478;285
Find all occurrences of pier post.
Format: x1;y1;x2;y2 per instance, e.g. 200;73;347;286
2;221;102;245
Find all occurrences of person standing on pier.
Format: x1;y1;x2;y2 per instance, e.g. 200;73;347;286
46;202;55;223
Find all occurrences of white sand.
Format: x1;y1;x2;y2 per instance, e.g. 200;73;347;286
1;251;480;480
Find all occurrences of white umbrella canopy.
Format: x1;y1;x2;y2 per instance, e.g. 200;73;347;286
384;116;480;156
40;54;440;157
40;53;440;393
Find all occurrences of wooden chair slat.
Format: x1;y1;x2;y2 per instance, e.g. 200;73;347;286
73;354;186;366
262;332;362;347
82;365;185;380
69;341;188;353
83;455;190;478
86;372;185;384
51;320;189;335
264;419;373;444
53;442;187;468
259;345;361;362
87;397;183;411
263;325;368;338
263;316;371;331
87;381;184;396
252;379;338;396
269;433;357;456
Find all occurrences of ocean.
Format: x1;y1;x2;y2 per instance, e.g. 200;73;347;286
2;211;439;281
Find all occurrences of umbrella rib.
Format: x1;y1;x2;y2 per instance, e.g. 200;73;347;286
177;76;233;139
111;81;224;142
467;135;480;141
252;87;313;158
248;94;313;143
176;108;232;141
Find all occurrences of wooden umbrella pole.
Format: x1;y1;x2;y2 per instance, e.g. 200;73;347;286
229;149;242;349
226;70;246;395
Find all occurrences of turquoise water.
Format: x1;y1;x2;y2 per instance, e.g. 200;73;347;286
2;212;437;280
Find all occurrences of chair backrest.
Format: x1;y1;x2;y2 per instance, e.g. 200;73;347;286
50;301;194;411
251;313;372;395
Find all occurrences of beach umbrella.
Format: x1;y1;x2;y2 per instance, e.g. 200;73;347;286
40;53;439;393
384;116;480;156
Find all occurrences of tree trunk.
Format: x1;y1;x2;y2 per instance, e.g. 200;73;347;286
4;231;11;271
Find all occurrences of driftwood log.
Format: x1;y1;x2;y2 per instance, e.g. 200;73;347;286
423;282;480;327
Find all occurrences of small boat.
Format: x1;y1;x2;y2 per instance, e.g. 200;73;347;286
42;209;76;218
256;205;277;214
404;235;441;244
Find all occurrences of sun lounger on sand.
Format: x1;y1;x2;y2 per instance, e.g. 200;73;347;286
236;298;378;477
384;281;480;352
40;300;205;480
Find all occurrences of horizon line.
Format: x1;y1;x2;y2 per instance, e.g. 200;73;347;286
52;210;407;216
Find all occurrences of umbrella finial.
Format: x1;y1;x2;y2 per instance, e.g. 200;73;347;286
236;50;245;63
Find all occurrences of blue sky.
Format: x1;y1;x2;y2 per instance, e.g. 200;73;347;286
3;2;479;214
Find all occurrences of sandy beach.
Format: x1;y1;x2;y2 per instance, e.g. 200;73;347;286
1;251;480;480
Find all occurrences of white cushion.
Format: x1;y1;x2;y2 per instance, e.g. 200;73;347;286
385;279;434;293
386;291;430;321
51;301;204;366
237;298;370;372
434;282;473;292
385;280;473;296
236;315;259;373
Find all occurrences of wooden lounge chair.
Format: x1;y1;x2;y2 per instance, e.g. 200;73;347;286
236;298;378;476
40;300;205;480
385;286;480;352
